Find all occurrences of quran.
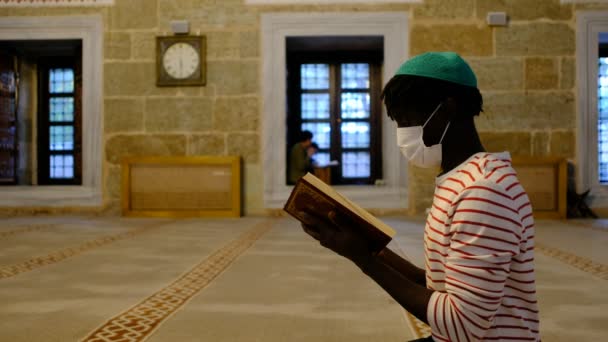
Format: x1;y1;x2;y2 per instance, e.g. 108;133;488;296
283;173;396;253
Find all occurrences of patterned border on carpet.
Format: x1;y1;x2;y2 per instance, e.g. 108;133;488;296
0;224;56;240
404;311;431;339
0;221;171;280
80;220;274;342
536;243;608;280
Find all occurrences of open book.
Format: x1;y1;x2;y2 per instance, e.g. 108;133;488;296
283;173;396;253
314;160;340;168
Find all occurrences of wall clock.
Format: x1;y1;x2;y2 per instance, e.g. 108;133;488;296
156;35;206;86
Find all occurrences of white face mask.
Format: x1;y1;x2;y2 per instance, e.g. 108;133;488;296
396;103;450;169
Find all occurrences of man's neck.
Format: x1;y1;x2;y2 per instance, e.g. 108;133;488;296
439;123;485;176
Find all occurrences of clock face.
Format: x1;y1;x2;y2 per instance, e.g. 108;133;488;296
162;42;200;80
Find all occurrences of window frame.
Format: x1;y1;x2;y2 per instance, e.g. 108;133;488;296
260;12;409;210
287;51;383;185
599;45;608;185
37;58;82;185
0;15;103;207
576;11;608;210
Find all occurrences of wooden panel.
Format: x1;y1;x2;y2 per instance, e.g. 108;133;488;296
122;156;241;218
512;157;567;219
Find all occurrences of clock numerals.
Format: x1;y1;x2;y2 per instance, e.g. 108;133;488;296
163;42;200;79
157;36;206;86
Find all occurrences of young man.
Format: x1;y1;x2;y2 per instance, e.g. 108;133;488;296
300;52;539;341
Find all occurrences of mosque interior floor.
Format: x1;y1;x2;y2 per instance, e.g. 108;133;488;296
0;215;606;341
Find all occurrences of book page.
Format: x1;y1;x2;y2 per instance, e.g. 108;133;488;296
302;173;396;238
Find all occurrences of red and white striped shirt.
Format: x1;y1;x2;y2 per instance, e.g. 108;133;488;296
425;152;540;341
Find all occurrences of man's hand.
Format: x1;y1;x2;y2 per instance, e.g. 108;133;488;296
299;209;372;268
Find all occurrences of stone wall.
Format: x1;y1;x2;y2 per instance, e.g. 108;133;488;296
1;0;607;215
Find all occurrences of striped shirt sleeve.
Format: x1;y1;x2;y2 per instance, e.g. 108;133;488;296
427;181;524;341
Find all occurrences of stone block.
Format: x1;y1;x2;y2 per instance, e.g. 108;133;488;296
469;57;523;90
159;0;220;22
188;133;226;156
105;62;206;97
105;134;186;164
105;165;121;200
240;30;259;58
496;23;574;56
413;0;475;19
110;0;158;30
227;133;259;163
550;130;575;158
244;163;264;216
145;98;213;132
104;98;144;133
477;91;575;130
532;131;550;157
479;131;531;156
205;5;258;27
476;0;572;21
207;31;240;59
526;57;558;90
411;24;493;57
159;1;256;28
213;96;259;131
207;61;258;95
132;32;156;61
560;57;575;90
104;32;131;60
104;62;153;96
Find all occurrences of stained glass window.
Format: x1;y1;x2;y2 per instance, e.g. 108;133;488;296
341;93;370;119
50;126;74;151
50;97;74;122
50;155;74;179
290;58;379;184
301;64;329;90
599;57;608;183
49;68;74;94
341;63;369;89
342;152;370;178
341;122;370;148
46;67;77;182
301;93;330;119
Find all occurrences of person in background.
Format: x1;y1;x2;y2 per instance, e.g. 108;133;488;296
299;52;540;341
307;142;320;171
288;130;313;184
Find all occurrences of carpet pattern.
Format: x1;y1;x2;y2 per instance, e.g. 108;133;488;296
536;243;608;280
0;223;56;240
81;220;274;342
0;216;606;341
404;312;431;339
0;220;171;280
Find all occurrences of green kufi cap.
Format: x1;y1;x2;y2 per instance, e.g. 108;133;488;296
395;52;477;88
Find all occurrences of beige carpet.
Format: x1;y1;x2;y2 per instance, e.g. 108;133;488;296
0;217;415;341
0;216;607;341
